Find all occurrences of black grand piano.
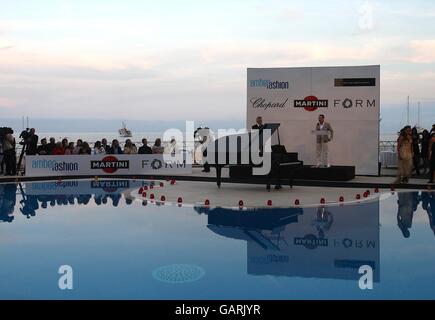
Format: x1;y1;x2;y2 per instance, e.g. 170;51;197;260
204;123;303;190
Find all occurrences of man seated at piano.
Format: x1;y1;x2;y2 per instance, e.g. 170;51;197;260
252;116;265;130
252;118;281;190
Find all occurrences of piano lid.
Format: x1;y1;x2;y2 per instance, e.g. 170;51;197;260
260;123;281;145
206;122;282;158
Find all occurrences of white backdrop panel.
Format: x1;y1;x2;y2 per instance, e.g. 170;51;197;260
247;65;380;175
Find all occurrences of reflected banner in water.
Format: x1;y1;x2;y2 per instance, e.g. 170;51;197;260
203;203;380;282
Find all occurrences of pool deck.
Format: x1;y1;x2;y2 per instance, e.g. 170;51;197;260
1;167;430;207
126;179;389;208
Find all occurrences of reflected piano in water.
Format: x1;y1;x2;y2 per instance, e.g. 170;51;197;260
206;201;380;282
204;123;303;190
206;206;304;251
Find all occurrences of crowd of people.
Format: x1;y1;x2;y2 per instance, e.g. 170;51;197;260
395;124;435;184
0;128;179;176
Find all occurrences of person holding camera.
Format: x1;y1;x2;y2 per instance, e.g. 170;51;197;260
24;128;38;155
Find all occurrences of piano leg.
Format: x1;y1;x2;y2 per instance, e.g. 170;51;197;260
216;166;222;188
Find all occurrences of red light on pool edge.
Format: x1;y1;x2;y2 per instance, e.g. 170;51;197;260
138;187;144;194
160;182;164;187
375;188;379;193
177;197;183;203
356;194;361;200
142;192;147;197
204;199;210;206
320;198;325;204
150;193;155;199
160;195;166;202
144;186;148;191
339;196;344;202
238;200;244;207
171;180;176;185
267;200;272;206
294;199;300;205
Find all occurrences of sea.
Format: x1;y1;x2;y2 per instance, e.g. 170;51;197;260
33;132;399;144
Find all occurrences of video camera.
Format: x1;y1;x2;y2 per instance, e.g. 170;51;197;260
19;128;31;146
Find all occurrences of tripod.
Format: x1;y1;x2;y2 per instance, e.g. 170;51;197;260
16;141;28;176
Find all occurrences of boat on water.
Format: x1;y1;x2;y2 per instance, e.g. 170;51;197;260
118;121;132;137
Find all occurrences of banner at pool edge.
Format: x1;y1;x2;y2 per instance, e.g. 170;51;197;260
25;154;192;177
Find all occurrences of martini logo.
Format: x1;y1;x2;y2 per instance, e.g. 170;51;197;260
294;96;328;111
91;180;129;192
294;234;328;249
90;156;129;174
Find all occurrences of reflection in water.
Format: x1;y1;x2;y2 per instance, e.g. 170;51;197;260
0;184;16;223
397;192;435;238
1;181;435;242
198;202;381;282
0;180;148;221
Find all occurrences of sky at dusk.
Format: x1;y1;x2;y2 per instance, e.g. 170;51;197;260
1;0;435;131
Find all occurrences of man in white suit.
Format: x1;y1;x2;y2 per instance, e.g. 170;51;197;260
315;114;334;168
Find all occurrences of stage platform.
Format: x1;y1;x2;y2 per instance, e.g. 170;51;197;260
294;165;355;181
229;165;355;181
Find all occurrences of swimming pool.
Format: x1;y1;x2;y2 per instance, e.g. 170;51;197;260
0;179;434;299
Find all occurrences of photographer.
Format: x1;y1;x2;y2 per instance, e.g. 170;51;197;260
3;130;16;176
24;128;38;155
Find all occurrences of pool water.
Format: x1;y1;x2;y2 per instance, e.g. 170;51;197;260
0;179;434;299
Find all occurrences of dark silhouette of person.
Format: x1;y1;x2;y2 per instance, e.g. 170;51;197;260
424;192;435;236
397;192;419;238
0;183;17;223
20;194;39;219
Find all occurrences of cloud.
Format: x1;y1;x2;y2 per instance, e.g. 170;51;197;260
0;97;17;108
408;40;435;63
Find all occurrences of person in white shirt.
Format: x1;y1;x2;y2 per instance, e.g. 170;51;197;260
314;114;334;168
164;138;179;156
93;141;106;155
